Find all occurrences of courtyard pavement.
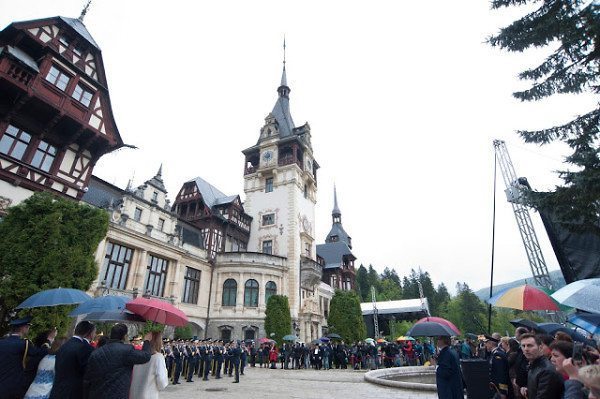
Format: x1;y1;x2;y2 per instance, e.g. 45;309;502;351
161;366;438;399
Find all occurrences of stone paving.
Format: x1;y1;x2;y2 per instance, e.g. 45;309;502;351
161;366;438;399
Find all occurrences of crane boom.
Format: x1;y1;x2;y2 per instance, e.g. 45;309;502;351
493;140;554;290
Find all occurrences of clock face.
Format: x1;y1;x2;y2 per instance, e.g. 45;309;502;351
262;151;273;163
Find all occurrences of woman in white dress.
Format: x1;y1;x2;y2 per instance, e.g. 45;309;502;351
24;336;66;399
130;331;169;399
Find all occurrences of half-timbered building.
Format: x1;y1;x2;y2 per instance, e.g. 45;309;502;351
0;16;124;210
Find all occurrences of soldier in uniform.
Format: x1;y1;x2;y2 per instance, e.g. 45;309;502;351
213;340;224;378
483;335;512;399
172;341;182;385
230;341;242;383
197;339;207;379
0;317;50;399
203;339;213;381
163;340;174;377
186;340;197;382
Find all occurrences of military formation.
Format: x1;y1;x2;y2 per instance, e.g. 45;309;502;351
162;338;244;384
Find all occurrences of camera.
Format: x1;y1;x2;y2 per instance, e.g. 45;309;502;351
572;342;584;362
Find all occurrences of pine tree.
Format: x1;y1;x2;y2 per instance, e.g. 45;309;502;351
489;0;600;233
0;192;108;335
327;290;366;342
264;295;291;346
355;264;369;301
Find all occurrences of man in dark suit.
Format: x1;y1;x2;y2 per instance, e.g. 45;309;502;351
230;341;242;383
435;335;464;399
50;320;96;399
0;316;49;399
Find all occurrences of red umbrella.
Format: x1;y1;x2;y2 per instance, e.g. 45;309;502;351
258;337;275;344
416;316;461;335
125;297;188;327
487;284;559;311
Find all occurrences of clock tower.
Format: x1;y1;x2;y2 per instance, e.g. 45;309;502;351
242;63;323;340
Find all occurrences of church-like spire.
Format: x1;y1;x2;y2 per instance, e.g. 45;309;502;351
145;164;167;193
277;37;290;98
332;184;341;223
157;163;163;178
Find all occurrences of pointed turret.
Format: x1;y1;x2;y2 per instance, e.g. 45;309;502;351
325;185;351;248
145;164;167;193
332;184;341;224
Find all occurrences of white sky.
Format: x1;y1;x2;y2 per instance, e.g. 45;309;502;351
2;0;597;294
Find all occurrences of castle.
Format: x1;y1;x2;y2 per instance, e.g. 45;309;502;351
0;13;356;342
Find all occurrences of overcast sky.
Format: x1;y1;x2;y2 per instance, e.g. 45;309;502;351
2;0;597;294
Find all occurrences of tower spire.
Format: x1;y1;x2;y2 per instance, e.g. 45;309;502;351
78;0;92;22
278;36;290;98
332;184;341;223
157;163;163;178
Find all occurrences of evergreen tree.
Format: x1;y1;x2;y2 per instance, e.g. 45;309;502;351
489;0;600;233
444;283;488;334
355;264;369;301
377;279;402;301
432;283;451;316
0;192;108;335
380;267;401;286
264;295;291;346
327;290;366;343
366;264;380;293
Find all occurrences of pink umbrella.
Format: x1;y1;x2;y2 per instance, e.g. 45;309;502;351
416;316;461;336
258;337;275;344
125;297;188;327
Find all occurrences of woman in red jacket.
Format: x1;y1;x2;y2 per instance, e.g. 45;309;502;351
269;345;279;369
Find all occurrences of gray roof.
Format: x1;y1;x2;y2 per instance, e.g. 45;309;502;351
326;223;351;246
316;241;355;269
189;176;231;209
0;46;39;72
145;165;167;193
82;176;124;209
271;68;295;137
59;17;100;50
214;195;238;206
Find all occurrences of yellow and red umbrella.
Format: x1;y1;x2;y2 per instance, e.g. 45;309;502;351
487;284;559;311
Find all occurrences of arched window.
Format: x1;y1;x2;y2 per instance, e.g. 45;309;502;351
265;281;277;303
244;279;259;307
222;279;237;306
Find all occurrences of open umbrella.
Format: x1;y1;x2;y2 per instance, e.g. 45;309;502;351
376;338;387;343
568;313;600;335
283;334;298;341
258;337;275;344
552;279;600;314
465;333;479;340
69;295;128;316
364;337;375;343
319;336;330;342
81;310;145;323
16;288;92;309
509;318;538;331
125;297;188;327
536;322;588;343
407;322;455;337
310;339;321;345
396;336;416;341
487;285;559;311
327;333;342;339
416;316;461;335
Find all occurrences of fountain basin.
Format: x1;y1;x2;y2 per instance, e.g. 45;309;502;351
364;366;437;391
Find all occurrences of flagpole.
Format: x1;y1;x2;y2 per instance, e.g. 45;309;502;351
488;149;497;334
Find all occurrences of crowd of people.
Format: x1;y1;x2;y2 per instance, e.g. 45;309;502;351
0;318;181;399
434;325;600;399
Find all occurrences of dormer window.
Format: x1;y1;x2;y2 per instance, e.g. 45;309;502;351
72;83;93;107
152;191;158;203
46;65;70;91
331;235;339;242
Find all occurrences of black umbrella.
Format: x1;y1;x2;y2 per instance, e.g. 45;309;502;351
509;318;538;331
327;333;342;339
407;322;455;337
465;333;479;340
81;310;145;323
536;323;589;343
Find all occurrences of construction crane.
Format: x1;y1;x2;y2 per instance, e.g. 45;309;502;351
371;286;379;338
493;140;554;290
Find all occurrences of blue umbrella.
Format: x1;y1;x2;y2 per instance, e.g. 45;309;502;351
568;313;600;335
69;295;129;316
552;279;600;313
319;336;330;342
16;288;92;309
